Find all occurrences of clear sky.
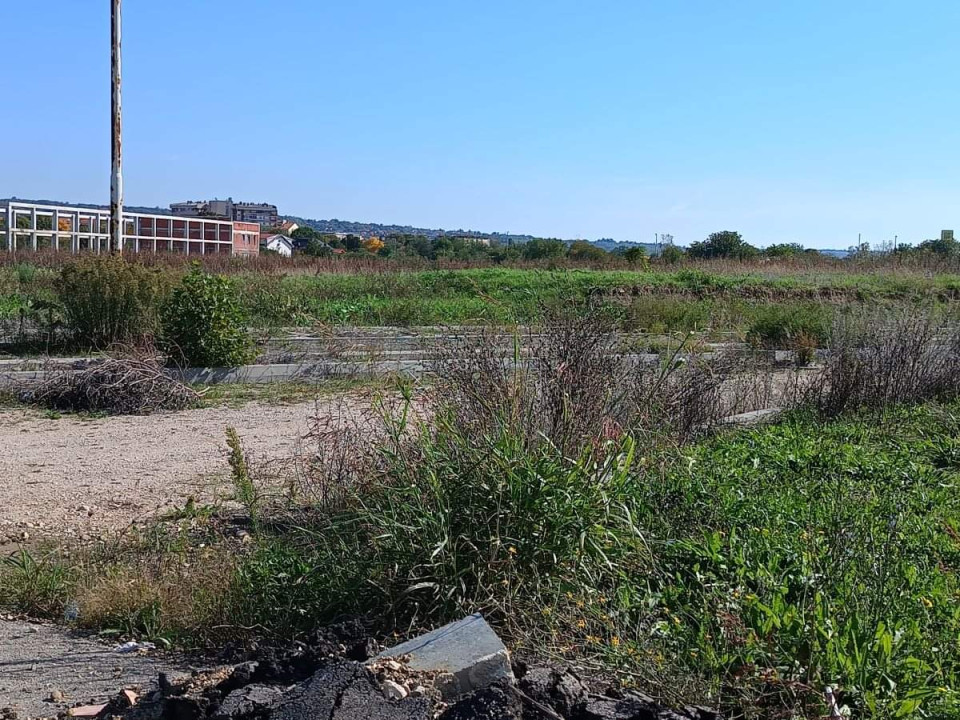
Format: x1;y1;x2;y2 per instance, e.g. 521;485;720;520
2;1;957;248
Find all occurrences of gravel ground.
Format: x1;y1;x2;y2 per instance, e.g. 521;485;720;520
0;399;345;546
0;619;187;719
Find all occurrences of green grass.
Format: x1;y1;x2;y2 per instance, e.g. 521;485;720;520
7;265;960;334
223;402;960;717
197;378;387;408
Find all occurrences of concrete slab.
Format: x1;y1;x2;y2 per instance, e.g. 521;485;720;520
720;407;783;426
374;614;513;700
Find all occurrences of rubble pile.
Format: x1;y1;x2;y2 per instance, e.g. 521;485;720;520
44;617;722;720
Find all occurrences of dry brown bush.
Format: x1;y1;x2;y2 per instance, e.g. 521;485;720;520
431;310;780;451
24;347;199;415
805;305;960;416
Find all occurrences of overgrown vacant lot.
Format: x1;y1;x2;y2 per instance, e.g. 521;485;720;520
5;399;960;718
4;302;960;718
5;259;960;718
7;261;960;342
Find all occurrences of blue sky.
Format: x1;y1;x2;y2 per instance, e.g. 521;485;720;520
2;1;957;248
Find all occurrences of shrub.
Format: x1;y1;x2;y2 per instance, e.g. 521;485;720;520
659;244;685;264
622;246;649;267
745;303;831;350
57;256;167;347
160;266;253;367
15;262;36;285
807;305;960;416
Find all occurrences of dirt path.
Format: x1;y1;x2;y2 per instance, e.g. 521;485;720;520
0;619;187;719
0;400;333;545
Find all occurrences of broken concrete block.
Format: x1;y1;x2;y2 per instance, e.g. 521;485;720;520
719;407;782;426
374;614;513;700
381;679;409;700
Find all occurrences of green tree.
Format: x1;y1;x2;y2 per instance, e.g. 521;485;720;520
659;245;685;264
623;246;648;265
763;242;807;258
521;238;566;260
918;236;960;256
302;238;333;257
567;240;608;262
291;226;320;242
688;231;758;260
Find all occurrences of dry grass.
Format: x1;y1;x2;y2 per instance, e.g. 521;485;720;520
431;311;780;452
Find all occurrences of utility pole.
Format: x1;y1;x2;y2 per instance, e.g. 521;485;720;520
110;0;123;254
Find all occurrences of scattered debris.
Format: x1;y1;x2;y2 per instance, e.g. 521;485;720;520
114;641;156;654
105;617;721;720
382;680;410;701
67;704;107;718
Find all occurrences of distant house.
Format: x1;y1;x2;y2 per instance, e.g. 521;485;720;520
291;236;334;253
262;234;294;257
278;220;299;235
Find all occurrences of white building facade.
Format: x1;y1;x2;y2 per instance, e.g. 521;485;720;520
1;200;259;256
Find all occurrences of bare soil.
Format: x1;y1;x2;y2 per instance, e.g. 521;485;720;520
0;399;345;546
0;618;186;719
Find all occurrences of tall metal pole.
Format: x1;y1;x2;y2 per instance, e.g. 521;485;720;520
110;0;123;254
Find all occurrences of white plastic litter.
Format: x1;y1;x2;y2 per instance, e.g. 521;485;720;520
114;640;157;653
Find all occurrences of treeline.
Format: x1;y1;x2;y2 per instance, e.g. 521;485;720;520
289;226;653;265
275;226;960;266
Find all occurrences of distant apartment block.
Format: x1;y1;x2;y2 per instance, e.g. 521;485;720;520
2;200;260;256
171;198;279;227
234;202;278;226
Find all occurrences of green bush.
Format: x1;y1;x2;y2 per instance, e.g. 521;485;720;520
57;256;167;347
746;302;831;349
231;410;644;638
160;266;253;367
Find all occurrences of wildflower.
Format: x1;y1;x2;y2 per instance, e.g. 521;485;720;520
508;546;517;555
921;597;933;608
586;635;600;645
610;636;621;648
576;619;586;629
541;607;553;616
672;615;682;625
